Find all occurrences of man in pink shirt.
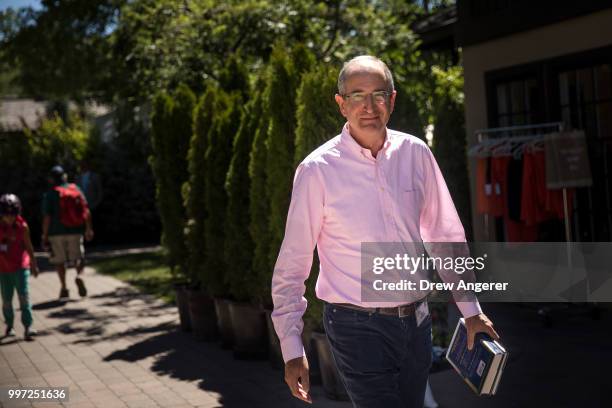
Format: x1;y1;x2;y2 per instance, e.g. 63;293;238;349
271;55;499;407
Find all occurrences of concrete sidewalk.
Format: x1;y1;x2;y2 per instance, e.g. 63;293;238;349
0;264;351;408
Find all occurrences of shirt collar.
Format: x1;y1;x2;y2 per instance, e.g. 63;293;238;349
340;122;392;159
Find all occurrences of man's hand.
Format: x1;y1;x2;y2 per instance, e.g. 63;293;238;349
85;228;94;242
285;356;312;404
465;313;499;350
31;264;39;278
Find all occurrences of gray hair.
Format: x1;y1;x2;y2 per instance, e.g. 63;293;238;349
337;55;394;95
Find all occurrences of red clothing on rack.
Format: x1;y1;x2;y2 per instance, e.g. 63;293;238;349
521;151;574;225
491;155;538;241
489;156;509;217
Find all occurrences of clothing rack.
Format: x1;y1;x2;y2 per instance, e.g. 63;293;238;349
470;122;572;246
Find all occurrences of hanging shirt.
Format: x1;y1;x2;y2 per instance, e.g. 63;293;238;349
0;215;30;273
489;156;509;217
271;124;482;363
476;157;491;214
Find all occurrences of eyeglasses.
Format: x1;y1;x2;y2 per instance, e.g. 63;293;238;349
342;91;391;105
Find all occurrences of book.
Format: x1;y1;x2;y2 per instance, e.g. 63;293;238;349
445;318;508;395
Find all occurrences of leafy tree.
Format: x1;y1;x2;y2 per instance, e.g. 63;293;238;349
225;90;263;302
203;91;243;297
1;0;125;100
149;85;195;276
248;94;271;305
265;43;313;278
388;82;426;140
185;86;216;285
431;65;472;239
294;65;343;164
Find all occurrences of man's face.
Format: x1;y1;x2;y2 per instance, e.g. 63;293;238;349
335;68;396;138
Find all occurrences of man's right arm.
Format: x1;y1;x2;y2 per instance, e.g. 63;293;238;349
271;163;324;403
271;162;325;362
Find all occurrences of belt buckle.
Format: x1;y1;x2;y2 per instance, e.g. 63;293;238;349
398;304;411;318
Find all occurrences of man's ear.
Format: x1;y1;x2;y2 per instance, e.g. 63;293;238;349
335;94;348;118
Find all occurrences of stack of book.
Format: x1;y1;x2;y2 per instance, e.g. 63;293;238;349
446;318;508;395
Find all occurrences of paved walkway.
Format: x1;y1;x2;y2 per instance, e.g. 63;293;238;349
0;260;351;408
2;252;609;408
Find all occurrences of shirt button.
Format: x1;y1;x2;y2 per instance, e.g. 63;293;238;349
380;187;384;191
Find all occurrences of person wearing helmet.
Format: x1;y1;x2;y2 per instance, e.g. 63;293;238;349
41;165;94;299
0;193;39;340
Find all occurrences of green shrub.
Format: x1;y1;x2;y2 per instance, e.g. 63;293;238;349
265;44;313;287
185;87;217;285
149;85;196;277
431;66;472;239
388;83;426;140
248;93;271;306
0;113;90;241
203;91;243;297
225;90;264;302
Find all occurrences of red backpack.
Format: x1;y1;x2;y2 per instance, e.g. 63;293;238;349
54;184;89;227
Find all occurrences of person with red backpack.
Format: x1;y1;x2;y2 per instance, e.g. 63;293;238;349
0;194;39;340
42;165;94;299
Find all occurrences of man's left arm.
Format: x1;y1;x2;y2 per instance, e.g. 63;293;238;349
418;145;499;349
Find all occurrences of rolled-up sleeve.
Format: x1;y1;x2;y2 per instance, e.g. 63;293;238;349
271;163;325;362
419;145;482;319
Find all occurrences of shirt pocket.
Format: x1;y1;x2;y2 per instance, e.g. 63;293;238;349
402;189;422;213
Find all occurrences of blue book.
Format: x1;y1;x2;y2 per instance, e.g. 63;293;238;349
446;318;508;395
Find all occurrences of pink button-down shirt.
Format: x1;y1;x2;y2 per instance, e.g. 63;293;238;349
271;124;482;362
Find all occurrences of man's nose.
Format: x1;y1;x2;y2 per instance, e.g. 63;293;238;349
362;94;376;112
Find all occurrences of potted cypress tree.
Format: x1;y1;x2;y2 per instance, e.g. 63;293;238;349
204;90;243;348
184;86;219;340
206;56;251;349
150;86;194;332
248;92;278;366
294;65;348;399
225;88;269;359
259;43;315;368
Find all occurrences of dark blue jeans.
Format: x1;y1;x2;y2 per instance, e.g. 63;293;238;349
323;303;432;408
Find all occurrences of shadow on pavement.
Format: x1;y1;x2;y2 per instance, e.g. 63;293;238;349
102;327;307;408
32;299;70;310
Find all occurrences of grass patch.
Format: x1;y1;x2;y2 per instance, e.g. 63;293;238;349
90;251;176;304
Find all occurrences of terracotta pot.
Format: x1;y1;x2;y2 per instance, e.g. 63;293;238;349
214;298;234;349
187;289;218;341
311;331;349;401
228;301;268;359
174;283;191;332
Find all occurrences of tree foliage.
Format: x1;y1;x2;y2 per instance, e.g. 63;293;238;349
248;90;271;305
203;91;243;296
264;43;313;280
225;90;263;302
149;85;195;276
185;87;216;285
431;65;472;239
1;0;125;100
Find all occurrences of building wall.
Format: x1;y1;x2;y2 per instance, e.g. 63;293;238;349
462;9;612;240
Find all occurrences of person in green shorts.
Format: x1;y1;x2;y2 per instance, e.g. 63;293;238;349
42;166;94;299
0;194;39;340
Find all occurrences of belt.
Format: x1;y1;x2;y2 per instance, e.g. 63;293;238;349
332;302;418;318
